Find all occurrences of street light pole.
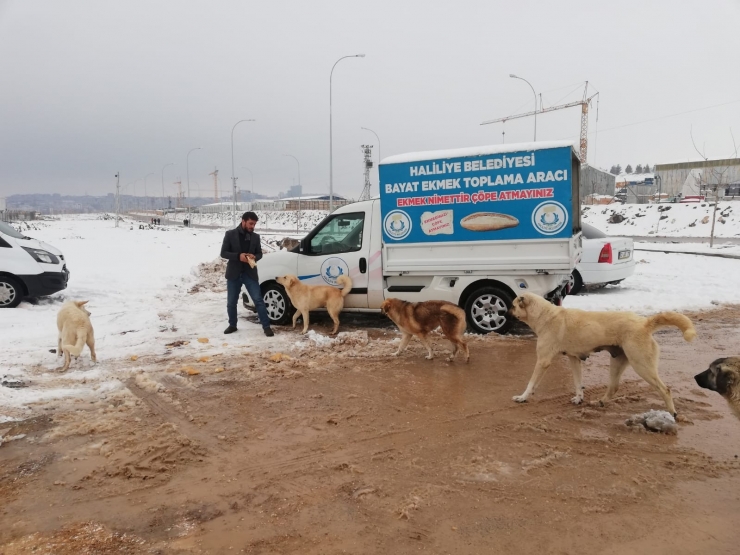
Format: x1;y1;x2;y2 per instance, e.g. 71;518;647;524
283;154;302;231
510;74;537;141
161;162;173;215
330;54;365;213
231;119;256;227
186;147;201;212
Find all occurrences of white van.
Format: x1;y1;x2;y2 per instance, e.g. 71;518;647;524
244;142;582;334
0;221;69;308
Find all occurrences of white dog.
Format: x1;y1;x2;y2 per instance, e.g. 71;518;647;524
57;300;97;371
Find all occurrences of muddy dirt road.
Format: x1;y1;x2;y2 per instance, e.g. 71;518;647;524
2;309;740;554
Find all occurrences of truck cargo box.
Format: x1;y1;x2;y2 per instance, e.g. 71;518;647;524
379;141;581;275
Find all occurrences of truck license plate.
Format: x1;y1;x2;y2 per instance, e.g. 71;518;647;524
618;250;630;260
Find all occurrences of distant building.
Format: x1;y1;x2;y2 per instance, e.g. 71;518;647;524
275;194;352;211
579;166;616;204
197;194;353;214
615;172;655;204
654;158;740;200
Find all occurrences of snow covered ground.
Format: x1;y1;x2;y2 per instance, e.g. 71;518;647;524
2;210;740;421
0;215;306;419
141;209;328;233
582;200;740;239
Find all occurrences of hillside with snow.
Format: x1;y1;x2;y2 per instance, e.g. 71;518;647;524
582;200;740;238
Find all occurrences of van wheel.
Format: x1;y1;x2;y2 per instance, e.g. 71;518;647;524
568;270;583;295
0;276;23;308
262;282;293;326
464;286;513;334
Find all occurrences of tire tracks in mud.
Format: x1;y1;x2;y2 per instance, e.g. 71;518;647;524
123;378;221;451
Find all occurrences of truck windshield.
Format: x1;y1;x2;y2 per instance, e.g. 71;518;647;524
0;221;28;239
309;213;364;255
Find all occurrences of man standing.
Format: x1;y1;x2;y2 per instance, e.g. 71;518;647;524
220;211;274;336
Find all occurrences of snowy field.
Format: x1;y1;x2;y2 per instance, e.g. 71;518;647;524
139;209;329;232
2;211;740;422
582;199;740;238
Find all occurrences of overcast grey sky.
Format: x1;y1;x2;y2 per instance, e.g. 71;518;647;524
1;0;738;200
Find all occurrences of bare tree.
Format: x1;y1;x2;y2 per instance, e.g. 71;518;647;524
689;126;737;247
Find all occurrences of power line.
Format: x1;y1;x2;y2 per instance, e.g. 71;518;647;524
587;98;740;135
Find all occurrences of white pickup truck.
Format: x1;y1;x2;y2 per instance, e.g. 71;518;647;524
245;141;582;333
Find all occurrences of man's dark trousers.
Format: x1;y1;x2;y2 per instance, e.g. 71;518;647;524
227;273;271;329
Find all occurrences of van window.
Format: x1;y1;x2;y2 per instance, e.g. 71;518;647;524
308;213;364;255
0;221;27;240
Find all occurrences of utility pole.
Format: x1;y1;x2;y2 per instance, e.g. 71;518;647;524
114;172;120;227
710;184;720;248
174;179;183;208
209;168;219;202
360;145;373;200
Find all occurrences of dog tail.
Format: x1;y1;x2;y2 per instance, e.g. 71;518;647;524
336;275;353;297
63;329;88;357
441;304;467;332
645;312;696;342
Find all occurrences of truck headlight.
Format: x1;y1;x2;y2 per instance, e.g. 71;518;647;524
22;247;59;264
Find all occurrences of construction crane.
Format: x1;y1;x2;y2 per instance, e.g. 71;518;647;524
481;82;599;164
209;167;219;202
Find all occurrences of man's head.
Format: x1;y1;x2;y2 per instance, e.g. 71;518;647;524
241;211;259;232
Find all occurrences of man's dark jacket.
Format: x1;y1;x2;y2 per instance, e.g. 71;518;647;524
220;226;263;281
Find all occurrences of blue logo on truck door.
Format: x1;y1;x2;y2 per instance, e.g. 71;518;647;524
379;146;574;243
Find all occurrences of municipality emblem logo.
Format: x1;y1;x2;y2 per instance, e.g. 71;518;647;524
320;257;350;286
532;201;568;236
383;210;412;240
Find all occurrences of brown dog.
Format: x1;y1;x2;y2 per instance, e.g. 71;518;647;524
695;357;740;420
276;274;352;335
509;292;696;416
380;298;469;362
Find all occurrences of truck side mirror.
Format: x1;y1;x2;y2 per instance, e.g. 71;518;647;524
299;238;306;253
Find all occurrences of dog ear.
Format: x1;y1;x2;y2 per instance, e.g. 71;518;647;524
517;296;528;308
76;300;89;307
718;364;735;384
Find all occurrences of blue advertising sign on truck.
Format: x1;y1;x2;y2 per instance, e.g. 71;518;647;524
379;142;576;244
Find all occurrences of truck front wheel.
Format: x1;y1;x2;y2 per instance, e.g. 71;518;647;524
0;275;23;308
464;286;513;334
261;282;293;326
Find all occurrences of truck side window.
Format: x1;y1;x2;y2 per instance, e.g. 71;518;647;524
308;213;364;255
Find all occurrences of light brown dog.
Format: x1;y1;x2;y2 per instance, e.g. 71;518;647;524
509;292;696;416
380;298;469;362
276;274;352;335
57;300;97;371
694;357;740;420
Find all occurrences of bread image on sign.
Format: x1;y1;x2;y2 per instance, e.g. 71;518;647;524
460;212;519;231
421;210;454;235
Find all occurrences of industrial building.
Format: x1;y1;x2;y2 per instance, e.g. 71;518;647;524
654;158;740;200
615;173;655;204
579;165;616;204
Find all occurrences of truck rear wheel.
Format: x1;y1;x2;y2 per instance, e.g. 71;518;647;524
0;275;23;308
261;282;293;326
464;286;513;334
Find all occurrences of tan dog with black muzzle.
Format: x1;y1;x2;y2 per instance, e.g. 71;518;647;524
509;292;695;416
